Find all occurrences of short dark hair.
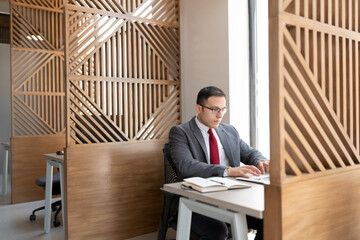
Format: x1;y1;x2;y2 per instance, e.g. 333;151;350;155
196;86;226;105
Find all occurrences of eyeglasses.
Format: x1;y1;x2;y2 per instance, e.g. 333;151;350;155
199;104;228;115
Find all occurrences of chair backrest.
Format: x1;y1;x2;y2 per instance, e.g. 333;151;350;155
163;143;182;184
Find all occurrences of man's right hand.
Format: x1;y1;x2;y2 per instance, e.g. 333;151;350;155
226;165;261;178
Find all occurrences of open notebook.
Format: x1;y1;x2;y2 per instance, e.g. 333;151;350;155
236;173;270;185
182;177;251;193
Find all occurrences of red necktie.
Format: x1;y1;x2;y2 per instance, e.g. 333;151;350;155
208;129;220;165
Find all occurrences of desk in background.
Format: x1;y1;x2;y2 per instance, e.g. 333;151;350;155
42;153;65;234
1;142;10;196
163;181;264;240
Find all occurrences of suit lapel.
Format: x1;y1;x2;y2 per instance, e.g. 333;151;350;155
189;117;208;159
216;125;235;165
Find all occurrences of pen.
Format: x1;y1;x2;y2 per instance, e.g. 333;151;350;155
209;179;225;185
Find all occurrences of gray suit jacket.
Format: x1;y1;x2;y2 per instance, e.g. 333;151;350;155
169;116;266;179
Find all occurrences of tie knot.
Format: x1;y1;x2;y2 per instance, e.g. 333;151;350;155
208;128;213;135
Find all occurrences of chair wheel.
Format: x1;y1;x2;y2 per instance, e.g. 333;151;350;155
53;219;61;227
29;214;36;221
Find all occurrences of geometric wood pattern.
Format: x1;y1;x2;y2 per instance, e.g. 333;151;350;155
11;0;65;136
267;1;360;239
270;0;360;183
10;2;177;238
65;0;180;144
9;0;66;204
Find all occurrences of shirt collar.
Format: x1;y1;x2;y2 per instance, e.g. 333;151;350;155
195;115;212;133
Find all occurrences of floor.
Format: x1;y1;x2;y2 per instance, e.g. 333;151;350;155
0;174;254;240
0;199;65;240
0;170;174;240
0;197;177;240
0;172;11;205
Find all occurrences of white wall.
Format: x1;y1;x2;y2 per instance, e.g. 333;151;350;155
0;2;9;13
0;43;11;141
0;2;11;177
180;0;229;123
180;0;250;142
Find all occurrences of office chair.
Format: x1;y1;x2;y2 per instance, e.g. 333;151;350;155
29;172;62;227
157;143;200;240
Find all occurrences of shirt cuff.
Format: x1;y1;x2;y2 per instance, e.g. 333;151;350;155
223;168;229;177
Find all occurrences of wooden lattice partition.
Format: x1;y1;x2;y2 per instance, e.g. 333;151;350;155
9;0;180;235
63;1;180;239
269;0;360;183
64;0;181;145
11;0;65;136
10;0;66;203
267;0;360;239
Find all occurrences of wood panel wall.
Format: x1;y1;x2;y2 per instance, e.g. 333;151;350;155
266;0;360;239
11;136;65;203
10;0;65;203
65;141;164;239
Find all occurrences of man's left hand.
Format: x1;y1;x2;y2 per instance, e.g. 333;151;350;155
257;160;270;174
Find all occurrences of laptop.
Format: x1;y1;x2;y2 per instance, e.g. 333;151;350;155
236;173;270;185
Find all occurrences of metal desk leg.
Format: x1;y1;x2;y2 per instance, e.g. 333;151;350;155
232;212;250;240
176;198;192;240
176;197;249;240
44;161;54;233
1;149;8;196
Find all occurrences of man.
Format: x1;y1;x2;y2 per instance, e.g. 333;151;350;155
169;86;269;240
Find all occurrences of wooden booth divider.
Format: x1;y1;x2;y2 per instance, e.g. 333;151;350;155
10;0;65;203
11;135;65;203
65;141;165;239
266;1;360;239
63;0;180;238
10;0;180;239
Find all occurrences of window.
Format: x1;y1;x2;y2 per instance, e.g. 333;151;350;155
249;0;269;158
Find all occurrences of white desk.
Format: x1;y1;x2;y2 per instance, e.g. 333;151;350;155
43;153;65;233
1;142;10;196
163;181;264;240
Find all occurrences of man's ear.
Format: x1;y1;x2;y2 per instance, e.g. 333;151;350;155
195;104;202;114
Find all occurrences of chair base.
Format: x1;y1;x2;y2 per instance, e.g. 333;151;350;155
29;200;62;227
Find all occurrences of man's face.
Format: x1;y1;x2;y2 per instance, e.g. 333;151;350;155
196;96;226;128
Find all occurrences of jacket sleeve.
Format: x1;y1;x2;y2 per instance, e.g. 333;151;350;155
239;137;267;166
221;124;267;167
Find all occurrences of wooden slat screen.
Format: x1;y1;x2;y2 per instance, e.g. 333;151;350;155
270;0;360;183
267;1;360;238
10;0;67;203
64;0;180;145
11;0;65;136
